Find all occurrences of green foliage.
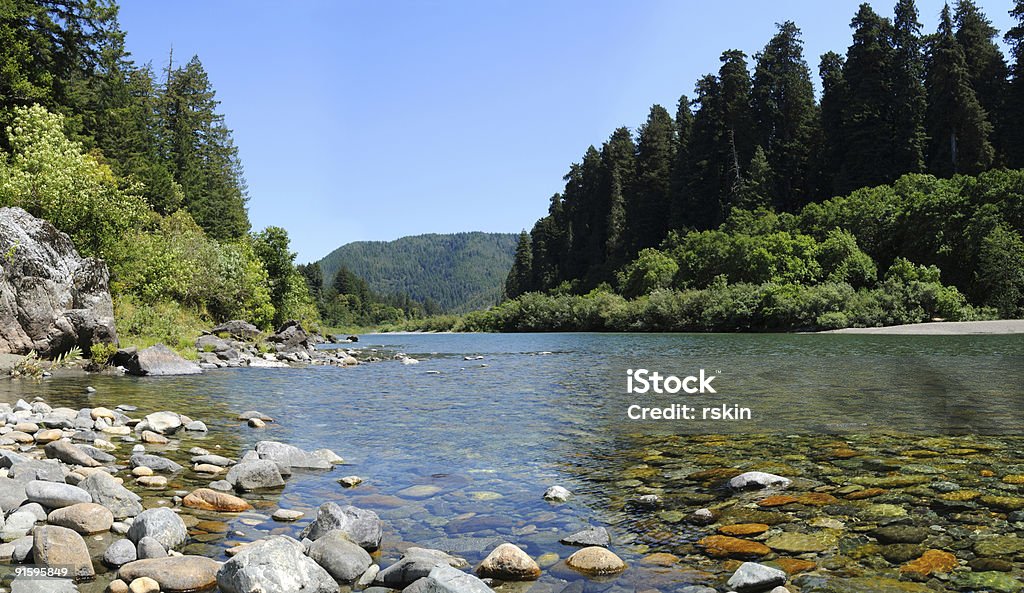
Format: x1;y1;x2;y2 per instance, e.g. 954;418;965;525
109;210;275;328
617;248;678;298
0;105;148;258
977;223;1024;316
88;342;118;365
113;295;206;358
317;232;518;313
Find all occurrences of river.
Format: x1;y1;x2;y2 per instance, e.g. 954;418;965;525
1;332;1023;592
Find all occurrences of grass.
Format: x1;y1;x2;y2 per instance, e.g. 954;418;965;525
113;295;208;360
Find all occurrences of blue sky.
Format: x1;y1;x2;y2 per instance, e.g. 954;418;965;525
117;1;1015;263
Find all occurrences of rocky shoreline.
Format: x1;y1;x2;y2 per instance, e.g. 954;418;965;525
0;395;637;593
0;388;1023;592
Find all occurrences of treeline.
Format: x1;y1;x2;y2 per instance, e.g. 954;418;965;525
0;1;317;352
500;0;1024;330
297;262;441;328
397;170;1023;332
508;0;1023;293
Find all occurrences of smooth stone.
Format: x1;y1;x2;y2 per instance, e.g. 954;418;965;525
140;431;168;444
225;460;285;491
25;480;92;508
137;536;167;559
104;538;138;567
255;440;331;469
182;488;252;512
126;508;187;550
418;564;494;592
374;548;469;589
44;439;101;467
143;412;182;434
130;454;182;473
128;577;159;593
272;509;304;521
47;502;113;534
398;485;442;499
475;542;541;581
32;525;94;580
118;555;221;592
727;562;787;592
192;454;234;467
137;475;167;488
565;546;627;575
184;421;208;431
307;529;373;583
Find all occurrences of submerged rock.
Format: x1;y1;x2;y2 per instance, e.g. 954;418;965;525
727;562;787;592
729;471;791;490
560;526;611;547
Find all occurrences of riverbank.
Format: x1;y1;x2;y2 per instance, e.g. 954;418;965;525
823;319;1024;335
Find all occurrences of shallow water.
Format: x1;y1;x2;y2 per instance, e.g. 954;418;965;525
1;332;1023;592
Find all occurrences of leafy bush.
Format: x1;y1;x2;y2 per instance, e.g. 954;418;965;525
0;106;149;259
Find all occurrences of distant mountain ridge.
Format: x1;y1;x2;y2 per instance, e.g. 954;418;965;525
316;232;518;313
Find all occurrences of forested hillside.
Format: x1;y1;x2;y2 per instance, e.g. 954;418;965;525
318;233;518;313
492;0;1024;331
0;1;318;353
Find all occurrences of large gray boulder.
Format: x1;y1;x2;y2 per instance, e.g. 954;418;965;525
299;502;383;550
306;529;373;583
112;344;202;376
126;508;187;550
225;459;286;491
0;207;117;357
267;320;311;351
78;471;143;519
216;535;336;593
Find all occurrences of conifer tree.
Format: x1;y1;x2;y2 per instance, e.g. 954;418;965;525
816;51;847;198
1005;0;1024;166
837;4;896;193
632;105;676;252
954;0;1009;161
891;0;928;175
751;21;816;210
926;4;994;176
669;94;693;230
160;55;249;239
600;127;637;278
504;231;534;299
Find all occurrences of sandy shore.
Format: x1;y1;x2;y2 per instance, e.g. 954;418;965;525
824;319;1024;335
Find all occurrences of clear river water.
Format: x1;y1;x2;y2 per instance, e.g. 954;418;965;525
1;332;1023;592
